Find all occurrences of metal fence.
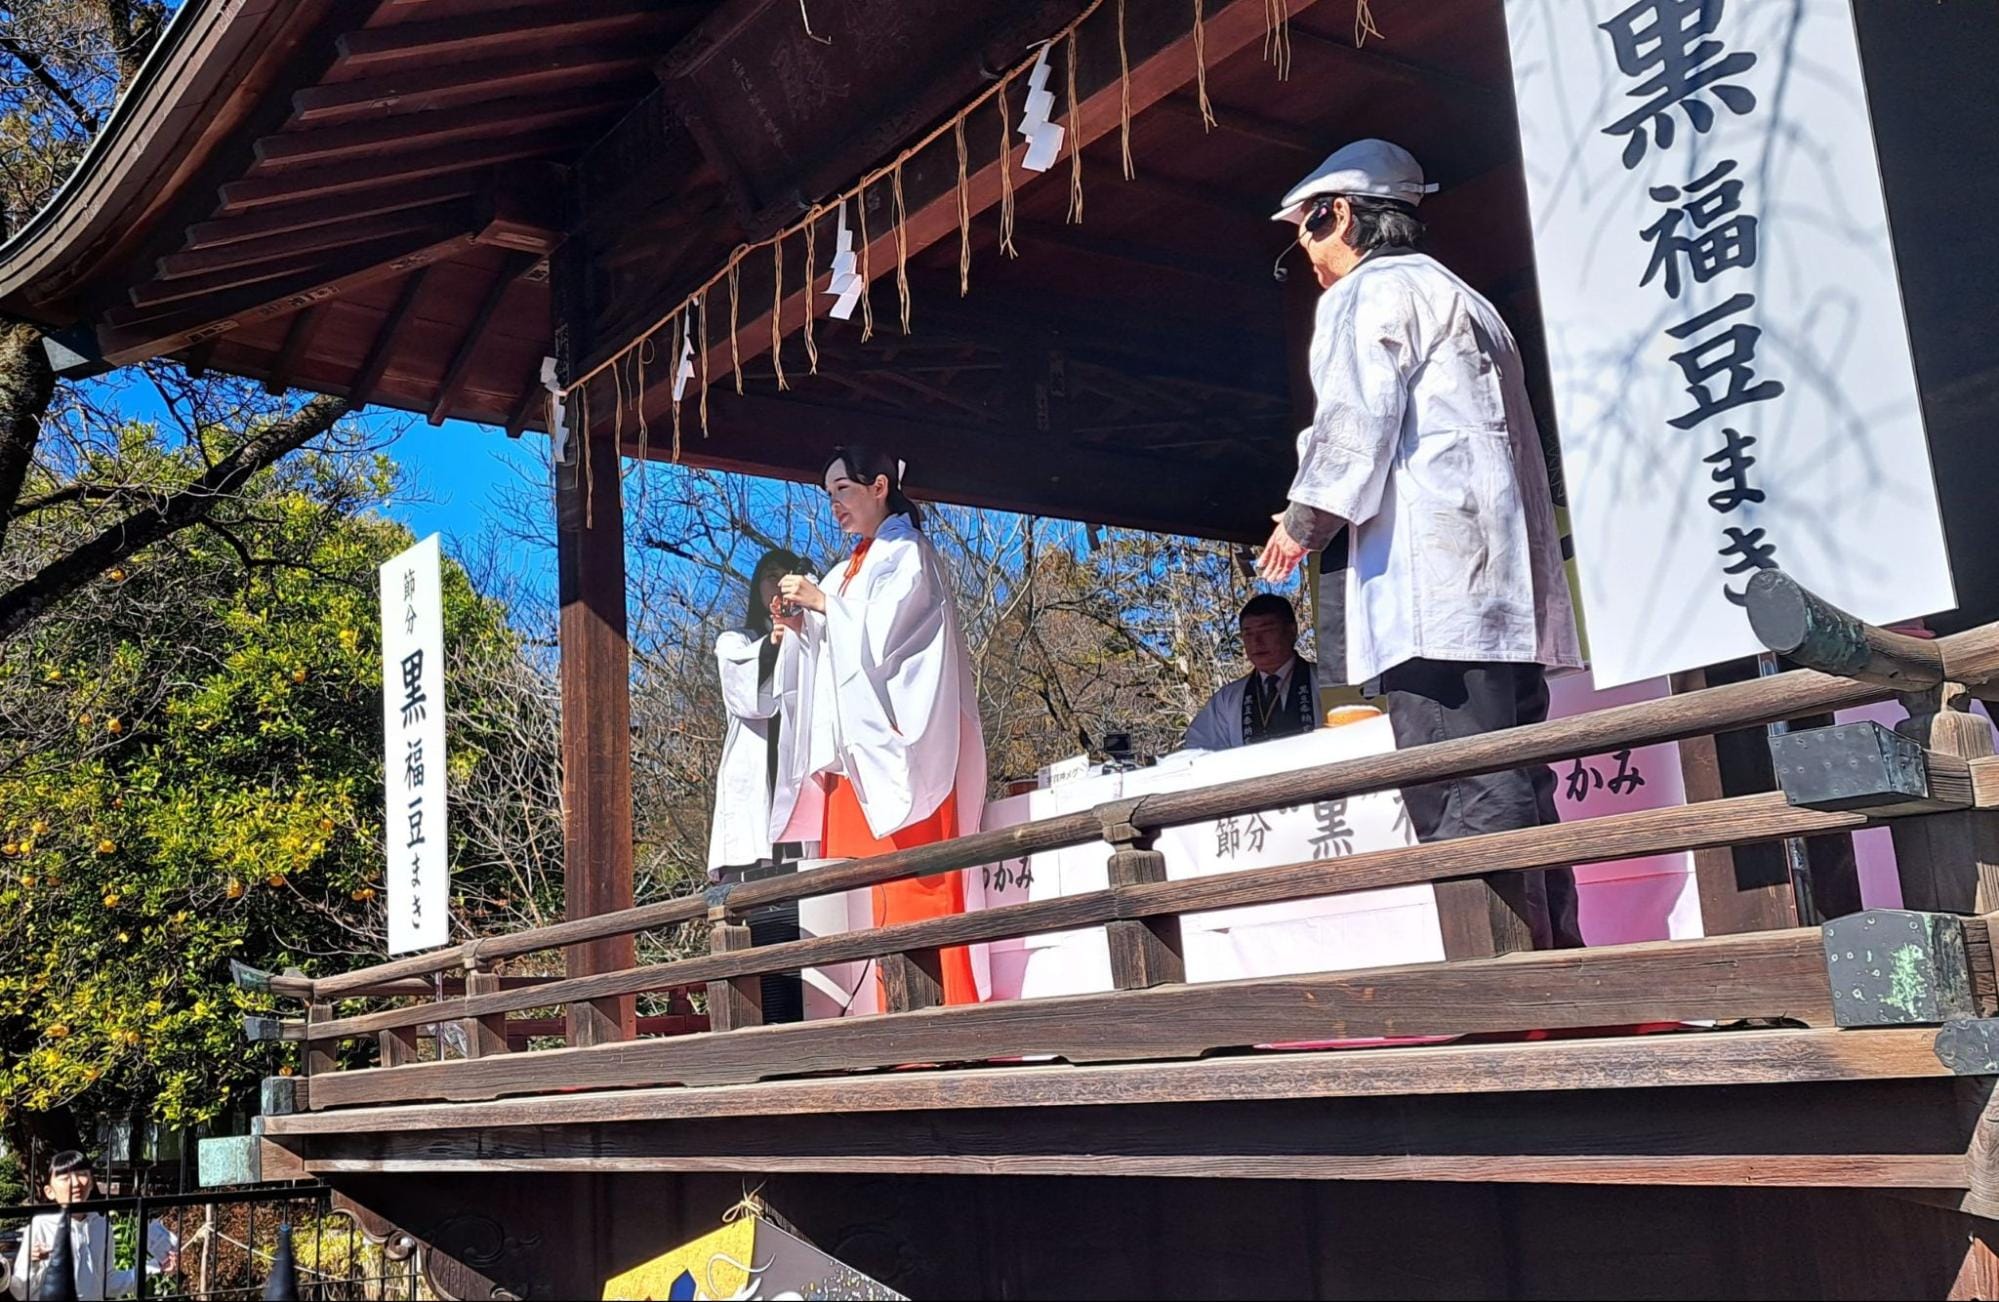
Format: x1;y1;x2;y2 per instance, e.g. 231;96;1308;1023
0;1182;421;1300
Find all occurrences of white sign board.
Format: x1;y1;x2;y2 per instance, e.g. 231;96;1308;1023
380;534;449;954
1504;0;1953;687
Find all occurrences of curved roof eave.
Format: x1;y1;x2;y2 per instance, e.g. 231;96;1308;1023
0;0;301;322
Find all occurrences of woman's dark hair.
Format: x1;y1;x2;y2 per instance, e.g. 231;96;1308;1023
743;547;809;636
823;443;923;529
1337;194;1424;255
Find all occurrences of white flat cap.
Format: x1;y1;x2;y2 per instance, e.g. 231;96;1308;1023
1271;138;1438;222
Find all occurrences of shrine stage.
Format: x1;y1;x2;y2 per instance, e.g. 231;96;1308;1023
267;1025;1999;1299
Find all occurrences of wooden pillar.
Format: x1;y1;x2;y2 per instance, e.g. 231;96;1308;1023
556;407;637;1045
1892;681;1999;913
1674;661;1864;933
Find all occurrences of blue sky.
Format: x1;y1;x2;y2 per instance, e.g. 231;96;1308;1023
389;417;546;555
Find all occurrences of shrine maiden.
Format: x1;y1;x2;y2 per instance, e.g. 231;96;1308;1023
708;546;811;876
771;445;988;1004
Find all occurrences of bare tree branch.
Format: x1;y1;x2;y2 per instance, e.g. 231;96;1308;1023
0;393;350;640
0;32;97;129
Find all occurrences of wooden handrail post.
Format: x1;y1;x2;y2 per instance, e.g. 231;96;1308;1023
704;888;764;1031
304;1003;336;1079
378;1025;420;1067
1100;799;1183;988
460;969;510;1059
1891;681;1999;912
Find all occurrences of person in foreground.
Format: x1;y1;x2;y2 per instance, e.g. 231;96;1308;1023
1256;138;1586;949
8;1151;177;1300
771;445;989;1005
1183;594;1318;752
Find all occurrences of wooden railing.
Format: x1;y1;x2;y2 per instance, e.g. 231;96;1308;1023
242;574;1999;1111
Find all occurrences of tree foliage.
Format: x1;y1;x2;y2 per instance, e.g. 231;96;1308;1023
0;424;555;1153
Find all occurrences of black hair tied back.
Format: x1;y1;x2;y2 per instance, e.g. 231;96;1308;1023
823;443;923;529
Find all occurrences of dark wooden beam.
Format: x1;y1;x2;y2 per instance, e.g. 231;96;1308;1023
265;303;327;396
1281;21;1511;106
647;0;1291;404
263;1026;1956;1135
158;202;475;280
649;389;1284;541
504;372;543;438
291;43;654;126
253;88;638;170
555;414;638;1046
97;228;477;367
218;127;577;211
1009;219;1266;293
180;339;216;378
125;227;462;311
305;927;1842;1103
1152;92;1322;156
333;0;685;75
184;174;484;250
478;164;569;256
284;1076;1974;1191
430;252;537;425
348;267;435;409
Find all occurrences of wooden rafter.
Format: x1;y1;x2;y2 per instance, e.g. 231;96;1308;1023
127;226;462;311
108;225;466;325
93;228;478;369
219;127;577;211
183;174;483;250
157;201;475;281
333;0;688;75
290;42;654;126
429;251;538;425
254;88;638;170
348;267;435;410
265;303;327;395
504;371;543;438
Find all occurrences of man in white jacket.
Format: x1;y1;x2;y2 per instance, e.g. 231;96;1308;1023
1256;139;1585;949
8;1152;177;1301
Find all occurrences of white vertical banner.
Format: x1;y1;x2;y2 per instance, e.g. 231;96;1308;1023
380;534;449;954
1503;0;1953;687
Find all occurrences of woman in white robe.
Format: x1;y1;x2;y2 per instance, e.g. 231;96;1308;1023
771;445;988;1005
707;547;810;876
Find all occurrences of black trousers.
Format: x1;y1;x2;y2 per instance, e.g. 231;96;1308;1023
1379;658;1585;950
714;850;807;1023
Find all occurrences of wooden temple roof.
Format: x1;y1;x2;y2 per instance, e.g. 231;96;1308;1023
0;0;1554;540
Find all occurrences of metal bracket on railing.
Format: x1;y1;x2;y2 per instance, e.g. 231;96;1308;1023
1770;721;1931;811
242;1015;290;1043
1935;1020;1999;1074
1096;796;1155;851
704;880;738;921
229;959;272;994
1823;909;1976;1027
